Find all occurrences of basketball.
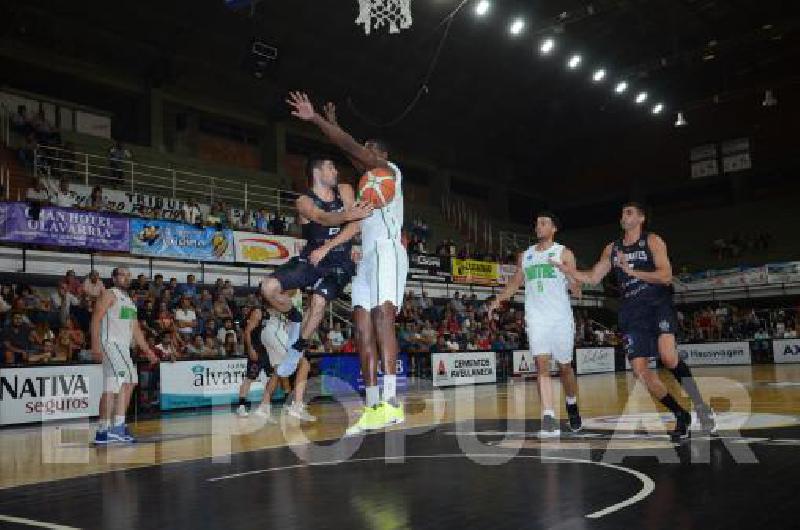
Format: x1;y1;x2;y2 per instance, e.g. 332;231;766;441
357;167;396;208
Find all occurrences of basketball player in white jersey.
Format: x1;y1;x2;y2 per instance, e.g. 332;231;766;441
236;294;315;422
287;92;408;433
489;213;582;436
91;268;158;445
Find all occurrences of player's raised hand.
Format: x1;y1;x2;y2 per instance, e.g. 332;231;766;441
287;91;316;121
323;102;338;125
345;201;374;222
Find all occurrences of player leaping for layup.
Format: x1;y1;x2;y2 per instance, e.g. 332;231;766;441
551;202;715;440
287;92;408;434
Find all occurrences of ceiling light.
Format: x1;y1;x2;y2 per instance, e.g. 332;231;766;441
567;54;582;69
675;111;688;127
763;89;777;107
635;91;648;104
652;103;664;114
539;38;555;55
475;1;491;17
592;68;606;82
509;18;525;36
614;81;628;94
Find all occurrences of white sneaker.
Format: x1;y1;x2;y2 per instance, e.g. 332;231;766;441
286;402;317;422
236;404;249;418
253;405;277;424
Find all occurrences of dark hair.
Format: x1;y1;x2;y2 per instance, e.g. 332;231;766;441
622;201;648;217
305;156;331;185
536;211;561;231
365;138;390;154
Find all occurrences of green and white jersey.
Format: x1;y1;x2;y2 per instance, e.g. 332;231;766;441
100;287;137;346
521;242;573;325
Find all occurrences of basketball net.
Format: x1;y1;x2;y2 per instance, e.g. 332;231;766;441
355;0;412;35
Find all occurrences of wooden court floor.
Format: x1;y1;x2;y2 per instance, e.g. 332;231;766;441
0;365;798;529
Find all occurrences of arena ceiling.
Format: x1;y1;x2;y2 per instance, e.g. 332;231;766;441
3;0;799;188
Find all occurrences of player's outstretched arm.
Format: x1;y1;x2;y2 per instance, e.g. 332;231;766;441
287;91;390;172
308;221;362;266
552;244;613;286
296;193;372;228
617;233;673;285
488;254;525;314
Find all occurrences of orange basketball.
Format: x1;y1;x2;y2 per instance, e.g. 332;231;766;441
357;167;396;208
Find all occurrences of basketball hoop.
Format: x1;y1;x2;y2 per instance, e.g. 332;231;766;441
355;0;412;35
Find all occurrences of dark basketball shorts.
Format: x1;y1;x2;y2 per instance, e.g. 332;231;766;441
619;296;678;359
270;257;355;301
246;349;272;380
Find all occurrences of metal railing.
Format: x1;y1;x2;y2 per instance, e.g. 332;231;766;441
32;144;300;218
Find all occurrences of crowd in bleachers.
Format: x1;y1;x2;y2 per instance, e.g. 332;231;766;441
677;304;798;342
711;232;775;260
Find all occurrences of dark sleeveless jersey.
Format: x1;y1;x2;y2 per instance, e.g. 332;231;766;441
299;186;352;267
611;232;672;302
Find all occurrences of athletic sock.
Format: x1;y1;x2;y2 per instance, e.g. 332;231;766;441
383;374;397;404
114;415;126;427
660;393;688;417
366;386;380;408
238;397;248;407
543;408;555;419
99;419;111;431
670;360;708;410
565;395;578;406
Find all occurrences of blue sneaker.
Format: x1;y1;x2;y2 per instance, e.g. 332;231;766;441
93;429;110;446
108;425;135;443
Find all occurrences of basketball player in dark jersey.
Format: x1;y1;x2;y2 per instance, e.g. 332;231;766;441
260;157;372;419
552;202;715;440
235;305;279;421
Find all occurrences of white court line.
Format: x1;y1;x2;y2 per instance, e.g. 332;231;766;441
0;514;80;529
206;453;655;519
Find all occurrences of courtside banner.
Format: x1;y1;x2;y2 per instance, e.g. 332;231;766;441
0;364;102;425
773;339;800;364
159;359;266;410
512;350;559;375
677;342;752;366
320;353;409;396
233;232;305;266
451;259;499;285
130;219;234;262
576;347;616;375
432;351;496;387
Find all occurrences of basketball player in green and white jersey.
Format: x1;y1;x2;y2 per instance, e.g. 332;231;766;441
91;268;158;445
490;212;582;436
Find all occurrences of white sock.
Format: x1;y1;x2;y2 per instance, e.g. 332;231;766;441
100;419;111;431
366;386;380;408
565;396;577;406
114;415;126;427
543;409;555;419
383;374;397;402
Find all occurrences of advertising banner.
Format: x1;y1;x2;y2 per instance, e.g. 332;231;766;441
432;351;497;387
575;347;616;375
233;232;305;266
159;359;267;410
512;350;558;375
0;202;129;252
0;364;103;425
772;339;800;364
451;259;498;285
320;353;409;396
677;342;752;366
130;219;234;262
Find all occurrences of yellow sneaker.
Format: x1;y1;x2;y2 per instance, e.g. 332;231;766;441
382;400;405;426
345;405;384;436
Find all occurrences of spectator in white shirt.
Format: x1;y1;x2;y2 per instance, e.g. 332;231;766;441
82;270;106;301
174;297;198;338
182;201;201;226
52;178;76;208
328;322;345;350
217;318;238;344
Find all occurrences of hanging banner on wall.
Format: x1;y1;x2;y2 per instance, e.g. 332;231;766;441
130;219;234;262
233;232;305;265
0;202;130;252
451;259;499;285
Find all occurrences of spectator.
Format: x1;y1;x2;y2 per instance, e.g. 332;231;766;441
88;186;106;211
221;280;235;301
50;282;80;327
187;335;207;357
217;318;238;344
156;301;175;333
54;329;74;362
156;333;180;362
82;271;106;301
3;313;31;365
28;338;56;364
219;331;240;357
268;215;286;235
108;140;131;184
174;297;198;340
52;178;76;208
213;294;233;322
207;202;227;228
29;321;54;348
26;178;51;204
148;274;165;298
177;274;199;300
255;209;270;233
182;200;202;226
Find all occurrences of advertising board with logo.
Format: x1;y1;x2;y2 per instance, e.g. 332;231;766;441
233;232;305;266
575;347;616;375
772;339;800;364
512;350;559;375
320;353;409;396
432;351;497;387
677;342;752;366
159;359;269;410
0;364;103;425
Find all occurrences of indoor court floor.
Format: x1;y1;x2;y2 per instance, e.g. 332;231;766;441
0;364;798;529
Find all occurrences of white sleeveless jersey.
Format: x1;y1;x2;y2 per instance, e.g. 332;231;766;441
101;288;137;346
261;312;290;359
361;161;403;249
521;243;574;325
